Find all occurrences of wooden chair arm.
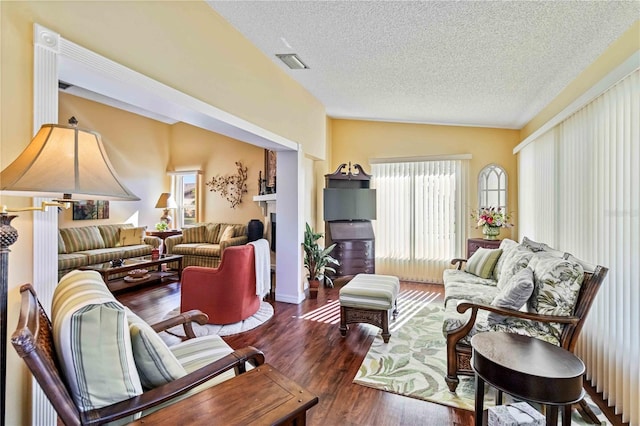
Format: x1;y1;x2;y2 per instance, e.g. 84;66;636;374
151;309;209;339
450;258;467;270
456;302;580;325
82;346;265;425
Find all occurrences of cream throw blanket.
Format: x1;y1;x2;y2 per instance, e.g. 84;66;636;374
249;239;271;298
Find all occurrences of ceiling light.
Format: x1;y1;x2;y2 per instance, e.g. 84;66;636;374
276;54;309;70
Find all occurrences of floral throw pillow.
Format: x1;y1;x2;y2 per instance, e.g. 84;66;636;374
488;267;534;325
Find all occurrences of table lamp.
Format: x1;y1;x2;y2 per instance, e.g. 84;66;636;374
0;117;139;424
155;193;177;227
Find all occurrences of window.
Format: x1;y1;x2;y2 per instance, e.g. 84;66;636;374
170;171;201;228
478;164;507;211
371;156;469;283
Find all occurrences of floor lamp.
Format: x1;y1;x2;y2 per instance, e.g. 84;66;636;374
0;117;139;425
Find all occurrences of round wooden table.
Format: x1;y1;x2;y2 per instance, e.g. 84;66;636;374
471;332;585;426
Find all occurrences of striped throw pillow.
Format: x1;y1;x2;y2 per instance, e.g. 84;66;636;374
126;309;186;388
465;247;503;279
52;270;142;412
182;225;207;243
60;226;106;252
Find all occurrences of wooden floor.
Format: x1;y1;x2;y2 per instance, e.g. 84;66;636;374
117;280;474;426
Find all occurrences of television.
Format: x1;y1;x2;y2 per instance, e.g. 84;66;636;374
323;188;376;221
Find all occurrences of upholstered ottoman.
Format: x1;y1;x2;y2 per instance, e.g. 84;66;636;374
339;274;400;343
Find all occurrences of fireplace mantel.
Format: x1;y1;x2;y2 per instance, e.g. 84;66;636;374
253;194;276;216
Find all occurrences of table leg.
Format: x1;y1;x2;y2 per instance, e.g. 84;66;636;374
496;389;503;405
475;374;485;426
546;405;558;426
562;404;572;425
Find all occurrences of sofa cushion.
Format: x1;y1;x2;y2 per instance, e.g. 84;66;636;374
52;270;142;412
488;267;534;324
529;253;584;316
194;244;222;258
496;244;534;290
58;253;89;271
77;248;125;266
442;300;560;347
219;225;235;242
99;224;133;248
118;226;147;247
182;225;207;243
465;248;502;279
60;226;106;252
126;309;186;389
492;238;519;280
120;244;155;259
443;269;498;306
204;223;221;244
58;232;67;254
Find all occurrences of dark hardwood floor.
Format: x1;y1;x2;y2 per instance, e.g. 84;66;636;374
116;280;474;426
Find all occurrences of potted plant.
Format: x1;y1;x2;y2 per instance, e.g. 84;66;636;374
303;222;339;299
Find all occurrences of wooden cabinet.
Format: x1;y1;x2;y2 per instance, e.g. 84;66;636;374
467;238;501;258
324;164;376;280
326;222;375;278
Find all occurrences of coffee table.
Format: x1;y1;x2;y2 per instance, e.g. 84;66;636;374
471;332;585;426
80;254;183;293
128;363;319;425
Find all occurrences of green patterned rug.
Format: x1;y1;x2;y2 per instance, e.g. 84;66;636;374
353;299;609;425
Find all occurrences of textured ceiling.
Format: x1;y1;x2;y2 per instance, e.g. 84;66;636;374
208;1;638;129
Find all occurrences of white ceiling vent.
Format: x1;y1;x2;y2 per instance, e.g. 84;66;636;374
276;53;309;70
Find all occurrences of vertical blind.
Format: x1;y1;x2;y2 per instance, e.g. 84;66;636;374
372;158;468;283
518;69;639;425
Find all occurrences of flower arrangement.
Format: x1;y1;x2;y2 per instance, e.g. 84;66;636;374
471;207;513;228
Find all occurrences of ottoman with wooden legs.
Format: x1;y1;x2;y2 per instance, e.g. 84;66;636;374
339;274;400;343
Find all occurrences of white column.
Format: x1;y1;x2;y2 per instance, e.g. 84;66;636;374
32;23;59;426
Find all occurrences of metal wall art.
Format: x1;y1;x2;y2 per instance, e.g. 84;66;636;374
205;161;248;208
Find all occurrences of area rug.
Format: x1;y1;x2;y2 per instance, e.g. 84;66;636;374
163;300;274;338
353;301;609;425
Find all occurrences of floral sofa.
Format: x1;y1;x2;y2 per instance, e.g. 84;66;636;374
442;237;608;392
164;222;248;268
58;224;161;279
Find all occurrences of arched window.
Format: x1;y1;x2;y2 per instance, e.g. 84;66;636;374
478;164;507;211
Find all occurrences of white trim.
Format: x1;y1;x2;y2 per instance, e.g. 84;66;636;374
514;50;640;154
370;153;472;164
168;170;203;176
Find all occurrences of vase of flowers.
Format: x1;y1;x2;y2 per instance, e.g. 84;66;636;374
471;207;513;240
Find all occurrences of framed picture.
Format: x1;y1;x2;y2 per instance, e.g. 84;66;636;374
73;200;110;220
264;149;277;193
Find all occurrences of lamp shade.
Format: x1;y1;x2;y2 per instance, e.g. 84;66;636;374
155;193;177;209
0;122;139;201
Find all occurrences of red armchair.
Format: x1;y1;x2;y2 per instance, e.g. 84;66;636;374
181;245;261;325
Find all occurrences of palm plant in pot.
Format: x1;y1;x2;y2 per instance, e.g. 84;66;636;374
303;222;339;299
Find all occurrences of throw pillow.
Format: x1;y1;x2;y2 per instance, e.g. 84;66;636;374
117;226;146;247
219;225;235;242
126;309;187;389
488;267;534;324
60;226;106;252
182;225;207;243
465;248;503;279
52;270;142;411
496;244;535;290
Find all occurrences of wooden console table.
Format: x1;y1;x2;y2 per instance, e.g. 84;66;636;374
467;238;501;258
129;363;318;425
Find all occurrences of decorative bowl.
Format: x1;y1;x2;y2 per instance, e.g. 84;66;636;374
128;269;148;278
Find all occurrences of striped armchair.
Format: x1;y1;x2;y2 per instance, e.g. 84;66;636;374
164;222;248;268
11;270;264;425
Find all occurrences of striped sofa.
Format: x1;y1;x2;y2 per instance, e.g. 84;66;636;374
58;224;161;279
164;222;248;268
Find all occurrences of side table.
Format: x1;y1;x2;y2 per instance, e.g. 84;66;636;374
467;238;501;258
146;229;182;254
128;363;318;425
471;332;585;426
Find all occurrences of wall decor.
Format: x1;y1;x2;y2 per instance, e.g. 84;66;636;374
72;200;110;220
264;149;276;194
205;161;248;208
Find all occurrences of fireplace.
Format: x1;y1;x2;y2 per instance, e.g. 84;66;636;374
270;213;276;252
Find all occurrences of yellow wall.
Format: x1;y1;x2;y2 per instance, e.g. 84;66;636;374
168;123;264;223
58;92;171;228
330;119;521;241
